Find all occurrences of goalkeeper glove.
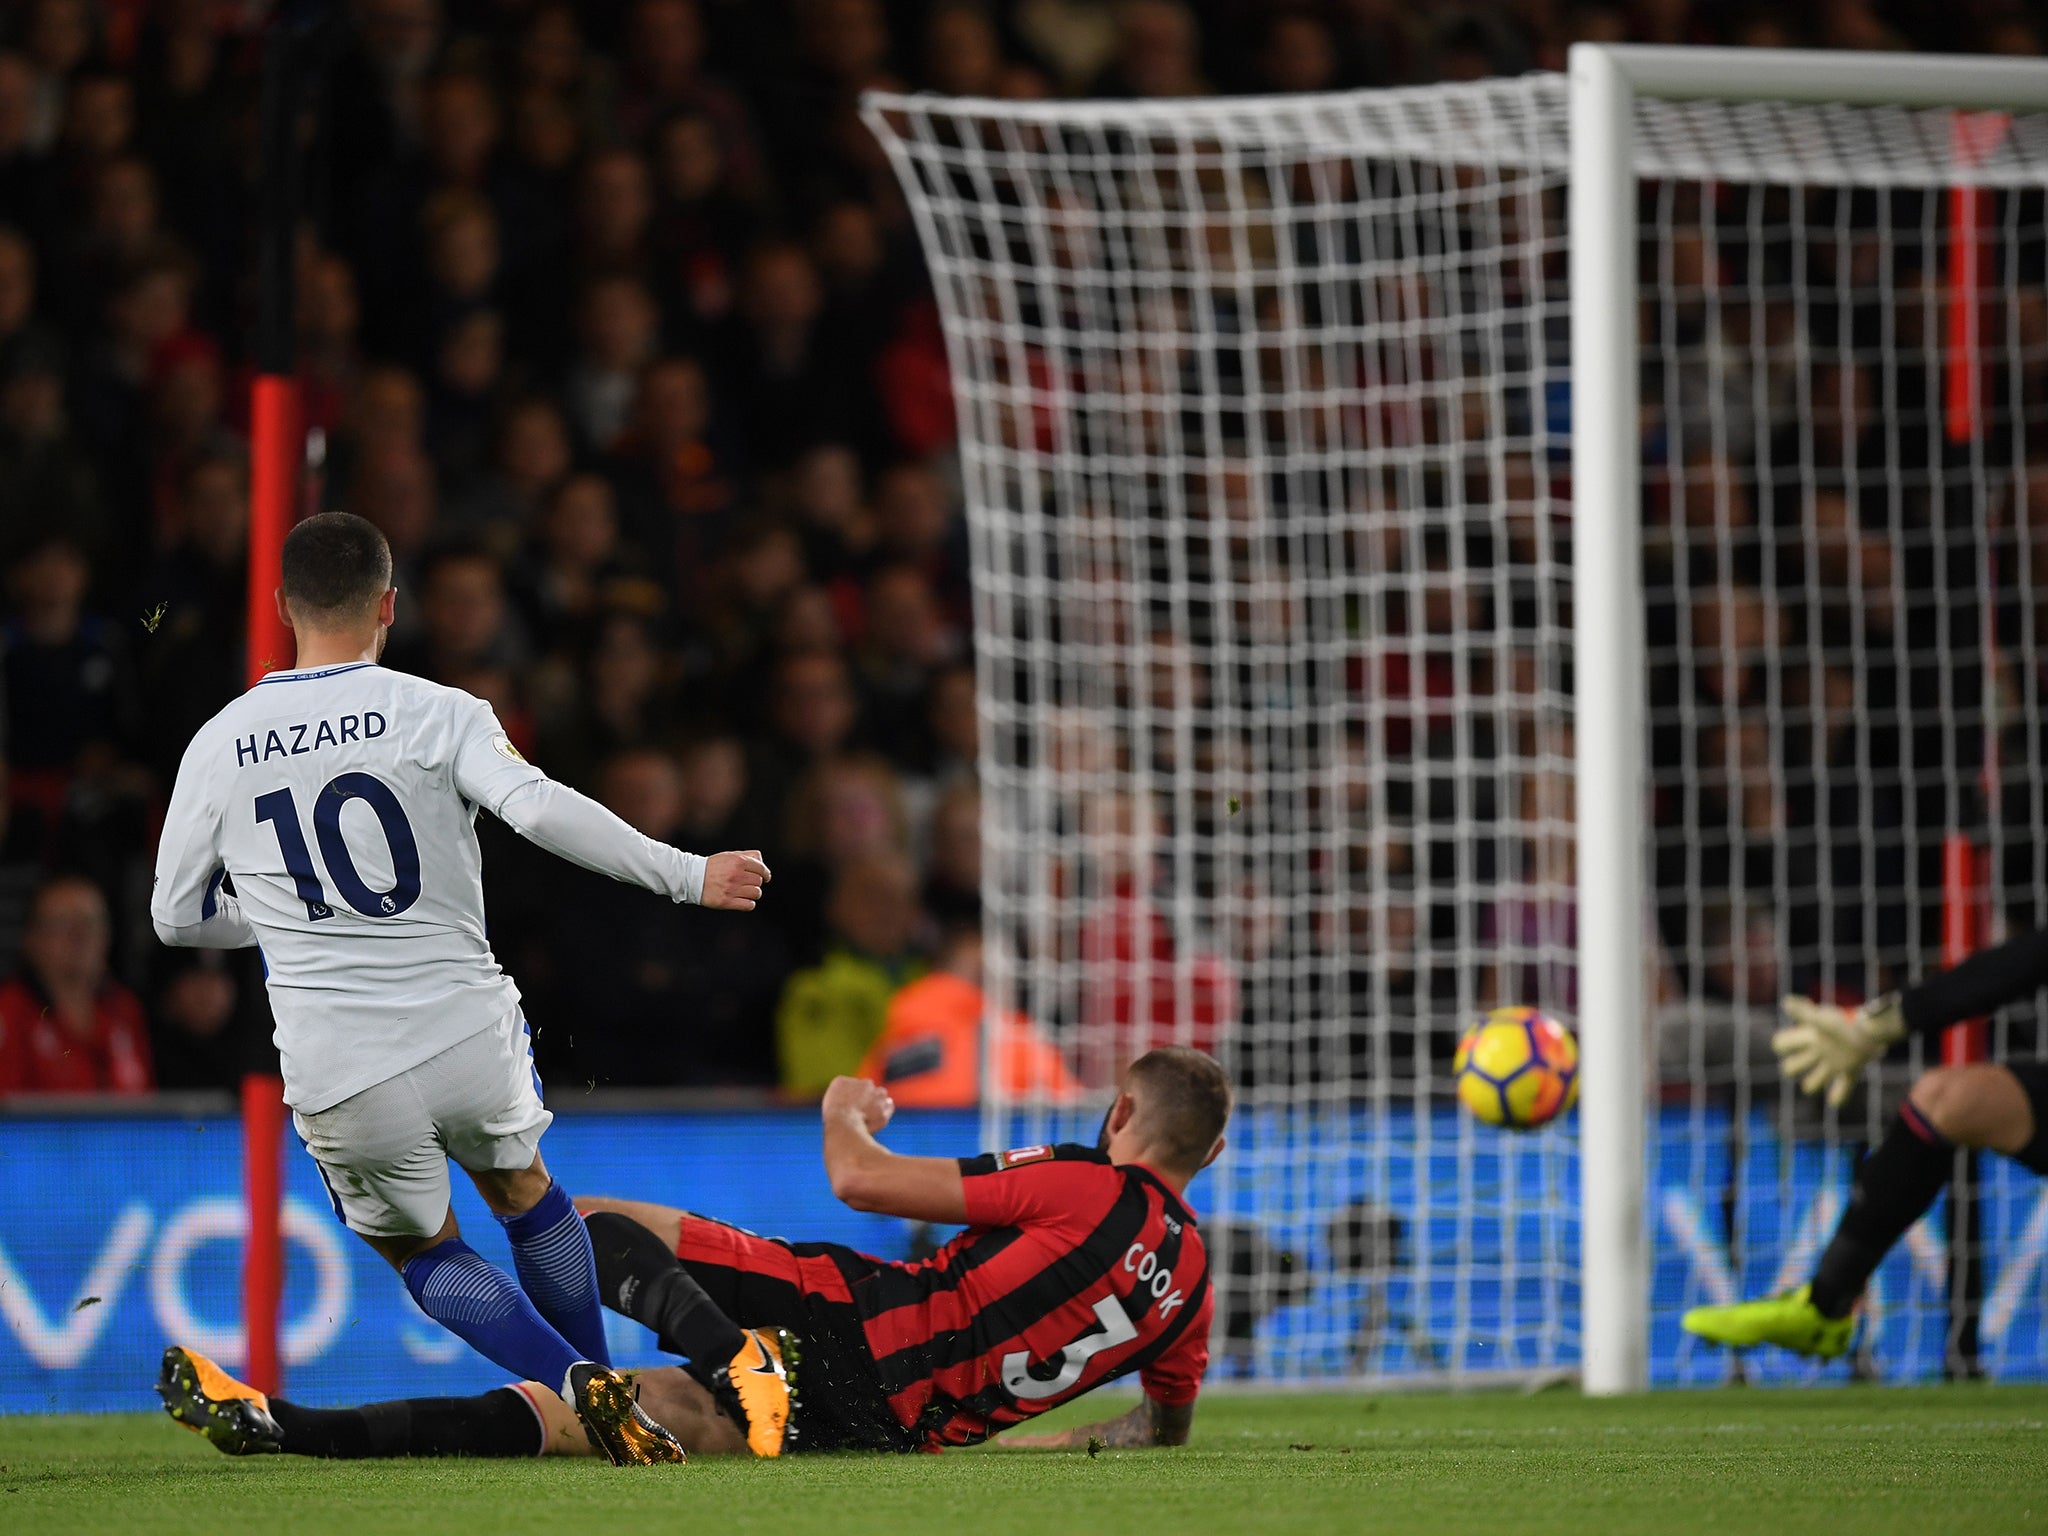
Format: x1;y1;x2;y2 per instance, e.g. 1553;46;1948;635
1772;992;1905;1107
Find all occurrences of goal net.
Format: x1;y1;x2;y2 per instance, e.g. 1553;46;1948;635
863;70;2048;1387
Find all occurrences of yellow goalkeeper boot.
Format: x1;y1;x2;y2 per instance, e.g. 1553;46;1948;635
714;1328;797;1457
156;1346;283;1455
1681;1285;1856;1359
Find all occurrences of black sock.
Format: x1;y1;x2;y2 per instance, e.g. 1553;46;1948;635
1809;1100;1955;1319
268;1388;545;1459
585;1210;747;1381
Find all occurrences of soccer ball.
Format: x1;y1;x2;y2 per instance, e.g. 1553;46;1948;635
1453;1007;1579;1131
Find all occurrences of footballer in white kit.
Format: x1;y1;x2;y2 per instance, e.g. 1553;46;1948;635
149;512;793;1464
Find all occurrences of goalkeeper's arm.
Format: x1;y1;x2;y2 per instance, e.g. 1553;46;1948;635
1896;926;2048;1036
1777;925;2048;1104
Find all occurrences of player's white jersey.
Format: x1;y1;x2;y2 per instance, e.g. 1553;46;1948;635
151;661;690;1114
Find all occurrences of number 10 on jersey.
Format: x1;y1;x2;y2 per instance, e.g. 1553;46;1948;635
255;772;422;919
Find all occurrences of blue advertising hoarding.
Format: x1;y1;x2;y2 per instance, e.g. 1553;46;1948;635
0;1103;2041;1414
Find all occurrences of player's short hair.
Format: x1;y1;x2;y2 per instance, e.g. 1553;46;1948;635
281;512;393;620
1125;1047;1232;1173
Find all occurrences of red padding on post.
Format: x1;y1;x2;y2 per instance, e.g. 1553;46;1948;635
1940;834;1989;1068
241;1072;286;1395
247;374;301;685
1945;113;2009;447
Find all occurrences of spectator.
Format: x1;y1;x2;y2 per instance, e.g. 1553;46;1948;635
148;947;257;1092
777;749;912;959
294;251;365;441
922;662;978;787
0;56;40;217
0;874;152;1094
856;563;950;766
133;0;242;311
451;394;572;537
563;273;658;452
1094;1;1208;98
855;924;1080;1106
424;306;508;497
0;332;104;568
721;240;852;464
616;0;763;198
343;443;439;625
141;452;246;778
336;364;427;480
2;537;142;861
71;252;199;501
536;609;684;789
924;780;981;926
388;544;525;684
786;439;870;583
923;3;1006;96
1256;12;1340;94
0;225;42;363
1074;789;1235;1084
746;648;860;839
678;733;757;847
573;146;654;281
775;849;925;1094
650;108;758;338
608;353;739;600
144;327;234;540
522;472;633;646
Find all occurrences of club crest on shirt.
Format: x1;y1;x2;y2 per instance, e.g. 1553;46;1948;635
492;736;525;763
995;1145;1053;1170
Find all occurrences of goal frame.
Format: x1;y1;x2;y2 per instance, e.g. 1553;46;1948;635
1568;42;2048;1395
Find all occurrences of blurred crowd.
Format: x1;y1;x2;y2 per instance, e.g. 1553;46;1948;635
0;0;2044;1098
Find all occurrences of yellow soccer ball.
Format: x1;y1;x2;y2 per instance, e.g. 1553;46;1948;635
1453;1007;1580;1131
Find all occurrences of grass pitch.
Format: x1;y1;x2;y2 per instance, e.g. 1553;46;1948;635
1;1385;2041;1536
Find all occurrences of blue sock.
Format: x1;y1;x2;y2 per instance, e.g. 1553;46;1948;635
400;1238;583;1388
498;1180;611;1366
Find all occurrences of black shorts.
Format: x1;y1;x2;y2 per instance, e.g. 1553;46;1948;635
671;1212;919;1456
2004;1059;2048;1175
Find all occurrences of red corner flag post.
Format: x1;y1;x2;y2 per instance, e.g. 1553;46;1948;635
241;0;330;1398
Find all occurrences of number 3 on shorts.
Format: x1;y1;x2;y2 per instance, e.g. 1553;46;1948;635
1001;1294;1138;1401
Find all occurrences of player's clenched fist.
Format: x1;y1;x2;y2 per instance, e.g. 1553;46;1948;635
823;1075;895;1134
700;850;771;911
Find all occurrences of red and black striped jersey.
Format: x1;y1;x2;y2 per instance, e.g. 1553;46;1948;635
852;1143;1213;1449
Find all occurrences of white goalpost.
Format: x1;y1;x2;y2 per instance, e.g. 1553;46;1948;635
1570;44;2048;1394
865;50;2048;1393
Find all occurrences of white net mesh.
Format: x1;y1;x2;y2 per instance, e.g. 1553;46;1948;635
864;77;2048;1386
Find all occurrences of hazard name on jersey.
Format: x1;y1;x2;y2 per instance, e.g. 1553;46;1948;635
232;712;389;767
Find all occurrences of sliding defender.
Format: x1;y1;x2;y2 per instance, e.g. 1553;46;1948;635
161;1049;1227;1459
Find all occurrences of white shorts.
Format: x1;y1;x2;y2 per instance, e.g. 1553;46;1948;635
293;1009;553;1239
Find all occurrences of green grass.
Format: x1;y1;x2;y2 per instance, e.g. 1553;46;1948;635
2;1386;2043;1535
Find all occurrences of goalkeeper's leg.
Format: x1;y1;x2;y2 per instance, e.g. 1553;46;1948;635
1684;1063;2045;1356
